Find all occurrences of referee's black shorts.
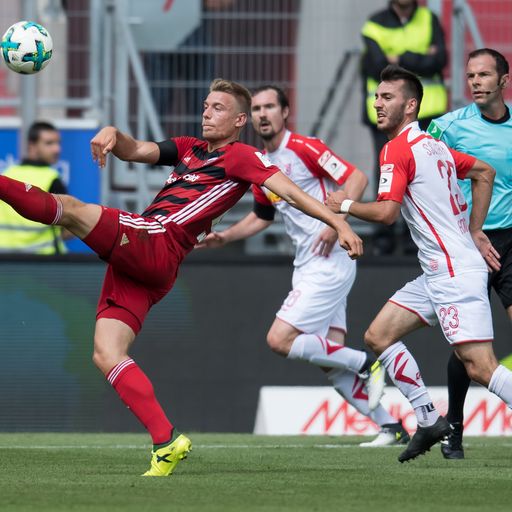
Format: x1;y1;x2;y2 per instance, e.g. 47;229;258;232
486;226;512;309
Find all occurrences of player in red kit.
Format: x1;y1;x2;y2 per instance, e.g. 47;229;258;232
0;79;362;476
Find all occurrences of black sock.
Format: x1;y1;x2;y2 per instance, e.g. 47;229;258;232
446;352;471;424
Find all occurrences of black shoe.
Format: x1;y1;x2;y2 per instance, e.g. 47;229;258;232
440;421;464;459
357;351;376;379
398;416;451;463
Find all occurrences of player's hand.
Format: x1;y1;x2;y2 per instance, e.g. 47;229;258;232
325;190;347;213
471;229;501;272
311;226;338;257
194;231;227;249
335;219;363;259
91;126;118;168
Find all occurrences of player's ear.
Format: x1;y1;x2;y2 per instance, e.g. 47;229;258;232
406;97;418;116
499;73;509;89
282;106;290;122
235;112;247;128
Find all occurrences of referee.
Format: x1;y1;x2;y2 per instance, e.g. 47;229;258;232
428;48;512;459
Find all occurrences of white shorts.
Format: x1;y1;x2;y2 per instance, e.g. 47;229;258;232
276;252;356;337
389;271;494;345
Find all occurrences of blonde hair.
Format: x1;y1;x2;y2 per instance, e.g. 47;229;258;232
209;78;252;114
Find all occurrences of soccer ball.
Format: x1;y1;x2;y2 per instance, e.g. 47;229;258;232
1;21;53;74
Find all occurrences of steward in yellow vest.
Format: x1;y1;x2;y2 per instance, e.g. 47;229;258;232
360;1;448;256
361;1;448;126
0;121;68;254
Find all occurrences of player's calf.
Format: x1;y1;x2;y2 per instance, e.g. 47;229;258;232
455;342;498;387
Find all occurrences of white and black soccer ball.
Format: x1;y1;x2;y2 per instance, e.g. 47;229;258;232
1;21;53;74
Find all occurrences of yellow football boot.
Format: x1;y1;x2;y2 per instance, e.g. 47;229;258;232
142;434;192;477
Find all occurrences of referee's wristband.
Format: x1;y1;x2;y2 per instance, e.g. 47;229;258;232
340;199;354;214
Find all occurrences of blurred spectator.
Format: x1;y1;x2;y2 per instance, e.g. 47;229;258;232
147;0;235;138
0;121;69;254
361;0;448;255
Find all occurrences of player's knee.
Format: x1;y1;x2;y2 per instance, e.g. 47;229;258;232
92;336;117;374
363;328;380;353
57;194;85;225
266;331;290;357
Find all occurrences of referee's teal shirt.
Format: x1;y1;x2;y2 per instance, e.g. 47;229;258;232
428;103;512;230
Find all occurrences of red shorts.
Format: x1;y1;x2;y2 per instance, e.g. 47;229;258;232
83;207;195;334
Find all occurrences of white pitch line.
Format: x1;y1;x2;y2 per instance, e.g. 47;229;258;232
0;442;509;450
0;443;376;450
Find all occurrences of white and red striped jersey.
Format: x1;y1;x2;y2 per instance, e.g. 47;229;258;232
377;121;486;280
143;136;279;246
253;130;356;268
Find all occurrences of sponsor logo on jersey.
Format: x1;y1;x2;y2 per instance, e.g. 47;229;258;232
166;171;200;184
378;175;392;193
378;164;394;194
318;151;347;181
255;151;273;168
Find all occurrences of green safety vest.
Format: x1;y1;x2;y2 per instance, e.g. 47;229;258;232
362;6;448;124
0;165;67;254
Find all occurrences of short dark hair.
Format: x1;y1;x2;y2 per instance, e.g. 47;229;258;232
27;121;58;143
380;64;424;114
209;78;252;114
468;48;509;79
251;84;290;110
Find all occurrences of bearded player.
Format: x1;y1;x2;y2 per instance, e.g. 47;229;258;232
200;85;409;446
327;65;512;462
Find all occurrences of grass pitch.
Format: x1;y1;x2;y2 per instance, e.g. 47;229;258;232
0;433;510;512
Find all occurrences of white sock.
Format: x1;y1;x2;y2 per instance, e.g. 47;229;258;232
327;368;396;426
288;333;366;372
489;365;512;408
379;341;439;427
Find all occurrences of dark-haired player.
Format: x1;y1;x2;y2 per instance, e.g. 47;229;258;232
428;48;512;459
326;65;512;462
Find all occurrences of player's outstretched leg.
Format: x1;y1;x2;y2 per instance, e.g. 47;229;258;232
0;175;102;240
94;318;191;476
0;175;63;225
327;368;410;446
441;352;470;459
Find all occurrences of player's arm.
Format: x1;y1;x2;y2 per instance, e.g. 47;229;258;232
343;167;369;203
463;158;500;271
91;126;161;168
263;171;363;258
326;191;401;225
312;168;368;256
197;212;272;249
197;185;274;248
464;159;495;232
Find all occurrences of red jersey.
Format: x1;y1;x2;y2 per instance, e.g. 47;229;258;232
142;136;280;244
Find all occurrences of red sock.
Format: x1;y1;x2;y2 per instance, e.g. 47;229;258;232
107;359;173;444
0;175;61;224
